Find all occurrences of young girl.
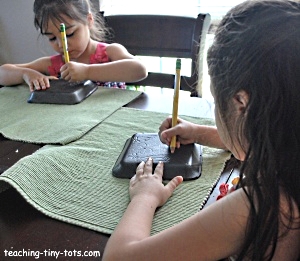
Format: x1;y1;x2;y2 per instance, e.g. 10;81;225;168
103;1;300;260
0;0;147;92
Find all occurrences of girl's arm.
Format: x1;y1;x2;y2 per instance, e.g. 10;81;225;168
103;159;249;261
0;57;57;91
60;43;147;83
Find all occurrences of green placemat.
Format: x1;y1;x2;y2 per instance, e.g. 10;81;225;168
0;107;230;235
0;85;141;145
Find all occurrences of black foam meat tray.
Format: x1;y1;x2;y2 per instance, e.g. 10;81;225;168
27;79;98;105
112;133;202;180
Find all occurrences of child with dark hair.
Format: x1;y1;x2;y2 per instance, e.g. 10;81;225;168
0;0;147;91
103;1;300;260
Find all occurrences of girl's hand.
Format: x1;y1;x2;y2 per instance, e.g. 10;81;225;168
130;158;183;208
159;116;198;149
159;116;227;150
23;70;57;92
60;62;88;82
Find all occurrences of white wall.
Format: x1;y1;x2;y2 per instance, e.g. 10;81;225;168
198;0;245;20
101;0;200;17
0;0;54;65
101;0;245;20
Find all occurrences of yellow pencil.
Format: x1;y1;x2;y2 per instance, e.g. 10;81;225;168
170;59;181;153
60;23;70;63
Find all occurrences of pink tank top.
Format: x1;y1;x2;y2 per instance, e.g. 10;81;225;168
48;43;125;88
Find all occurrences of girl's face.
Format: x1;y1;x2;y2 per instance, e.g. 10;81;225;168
211;84;247;161
43;14;92;61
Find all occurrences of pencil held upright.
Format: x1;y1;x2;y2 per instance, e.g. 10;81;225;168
60;23;70;63
170;59;181;153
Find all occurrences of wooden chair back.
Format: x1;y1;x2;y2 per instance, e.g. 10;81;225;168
105;14;211;96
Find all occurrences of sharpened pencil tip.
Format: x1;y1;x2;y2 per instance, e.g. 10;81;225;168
170;147;175;153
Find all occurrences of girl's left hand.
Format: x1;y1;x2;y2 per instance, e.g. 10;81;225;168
130;158;183;208
60;62;88;82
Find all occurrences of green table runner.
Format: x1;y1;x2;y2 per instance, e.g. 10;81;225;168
0;107;230;235
0;85;141;145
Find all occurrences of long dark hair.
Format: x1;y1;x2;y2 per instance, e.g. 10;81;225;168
207;0;300;260
33;0;108;42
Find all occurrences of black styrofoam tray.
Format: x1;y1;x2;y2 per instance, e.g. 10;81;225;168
112;133;202;180
27;79;98;105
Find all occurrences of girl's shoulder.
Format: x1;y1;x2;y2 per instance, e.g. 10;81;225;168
90;42;130;63
276;189;300;260
104;43;135;61
90;42;109;64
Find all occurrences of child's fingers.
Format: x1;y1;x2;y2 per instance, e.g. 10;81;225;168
143;157;153;175
154;161;164;178
135;161;145;177
165;176;183;194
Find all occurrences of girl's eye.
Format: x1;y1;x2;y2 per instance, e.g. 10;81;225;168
46;31;74;42
66;32;74;38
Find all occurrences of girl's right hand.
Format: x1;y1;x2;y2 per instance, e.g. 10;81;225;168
158;116;198;149
23;69;57;92
159;116;227;150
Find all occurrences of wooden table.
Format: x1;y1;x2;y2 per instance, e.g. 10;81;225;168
0;87;237;260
